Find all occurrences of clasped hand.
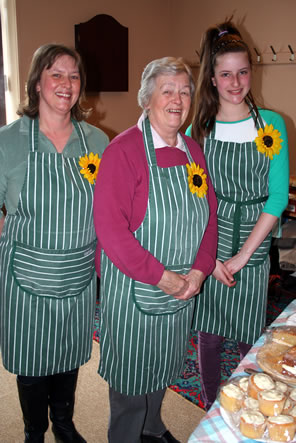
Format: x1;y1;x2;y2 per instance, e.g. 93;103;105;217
157;269;205;300
213;250;250;287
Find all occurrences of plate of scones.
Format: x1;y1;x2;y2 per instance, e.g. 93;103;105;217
220;373;296;441
219;327;296;441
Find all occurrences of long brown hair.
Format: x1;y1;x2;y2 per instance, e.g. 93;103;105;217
191;19;258;146
18;44;90;121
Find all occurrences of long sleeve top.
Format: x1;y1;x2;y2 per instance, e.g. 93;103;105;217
94;124;218;286
0;115;109;217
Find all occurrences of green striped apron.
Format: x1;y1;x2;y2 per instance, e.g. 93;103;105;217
99;117;209;395
0;119;97;376
193;110;271;345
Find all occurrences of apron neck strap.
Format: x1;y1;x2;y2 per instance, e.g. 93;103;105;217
29;118;88;154
142;117;194;165
142;117;157;166
30;118;39;152
249;105;265;130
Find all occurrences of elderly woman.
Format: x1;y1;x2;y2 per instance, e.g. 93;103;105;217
94;57;218;443
0;44;109;442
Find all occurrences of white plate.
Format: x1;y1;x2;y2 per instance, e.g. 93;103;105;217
220;406;296;442
287;313;296;326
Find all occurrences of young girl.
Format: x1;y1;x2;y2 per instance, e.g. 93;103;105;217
186;20;289;410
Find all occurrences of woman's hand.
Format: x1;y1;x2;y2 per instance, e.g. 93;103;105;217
174;269;206;300
157;270;189;297
224;250;250;275
213;260;236;287
224;213;278;276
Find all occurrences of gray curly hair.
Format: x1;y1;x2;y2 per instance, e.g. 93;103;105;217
137;56;195;114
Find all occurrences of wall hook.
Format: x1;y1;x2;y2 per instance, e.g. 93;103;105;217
270;45;277;62
288;45;295;61
254;47;261;63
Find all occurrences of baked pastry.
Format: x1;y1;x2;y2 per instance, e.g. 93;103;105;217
242;396;259;411
248;373;275;399
272;327;296;347
282;346;296;377
239;410;266;439
220;383;243;412
258;389;286;416
267;415;296;441
289;406;296;421
289;388;296;402
238;376;249;393
276;381;289;394
283;398;293;415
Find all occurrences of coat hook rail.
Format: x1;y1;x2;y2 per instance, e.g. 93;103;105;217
254;47;261;63
270;45;277;61
288;45;295;61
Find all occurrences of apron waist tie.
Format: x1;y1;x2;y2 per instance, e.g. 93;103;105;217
216;193;268;256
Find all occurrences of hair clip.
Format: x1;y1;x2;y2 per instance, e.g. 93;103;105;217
218;30;228;37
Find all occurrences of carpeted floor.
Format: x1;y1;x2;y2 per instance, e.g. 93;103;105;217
93;284;295;410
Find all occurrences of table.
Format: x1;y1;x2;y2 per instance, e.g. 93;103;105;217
188;299;296;443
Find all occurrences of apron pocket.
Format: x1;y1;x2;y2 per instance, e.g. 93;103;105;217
11;240;96;298
132;264;193;315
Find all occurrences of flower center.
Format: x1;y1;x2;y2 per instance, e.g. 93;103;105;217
263;135;273;148
88;163;96;174
193;174;202;187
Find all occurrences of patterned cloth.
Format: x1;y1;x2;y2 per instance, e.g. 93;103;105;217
188;299;296;442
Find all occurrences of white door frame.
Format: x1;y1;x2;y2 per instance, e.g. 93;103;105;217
0;0;20;123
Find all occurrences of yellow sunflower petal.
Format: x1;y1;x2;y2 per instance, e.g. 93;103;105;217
255;124;283;160
186;162;208;198
79;152;101;184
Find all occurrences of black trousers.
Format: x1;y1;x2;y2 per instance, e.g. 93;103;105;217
108;386;167;443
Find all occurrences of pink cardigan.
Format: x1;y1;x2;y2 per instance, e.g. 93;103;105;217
94;125;218;286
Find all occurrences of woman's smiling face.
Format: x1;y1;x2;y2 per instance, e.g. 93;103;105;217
212;51;251;108
145;72;191;142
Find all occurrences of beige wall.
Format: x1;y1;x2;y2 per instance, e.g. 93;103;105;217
15;0;295;172
15;0;173;139
172;0;296;174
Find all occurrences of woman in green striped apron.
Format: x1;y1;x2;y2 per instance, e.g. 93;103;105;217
0;44;109;442
94;57;218;443
186;19;289;410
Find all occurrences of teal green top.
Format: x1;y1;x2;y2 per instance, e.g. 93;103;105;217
186;109;289;218
0;115;109;217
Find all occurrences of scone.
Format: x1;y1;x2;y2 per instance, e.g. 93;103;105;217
272;327;296;347
248;373;275;399
220;383;243;412
289;388;296;402
238;376;249;393
289;406;296;421
283;398;293;415
258;389;286;416
267;415;296;442
276;381;289;395
240;410;266;439
243;396;259;411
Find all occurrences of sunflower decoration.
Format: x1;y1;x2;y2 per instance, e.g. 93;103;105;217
186;162;208;198
255;124;283;160
79;152;101;184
